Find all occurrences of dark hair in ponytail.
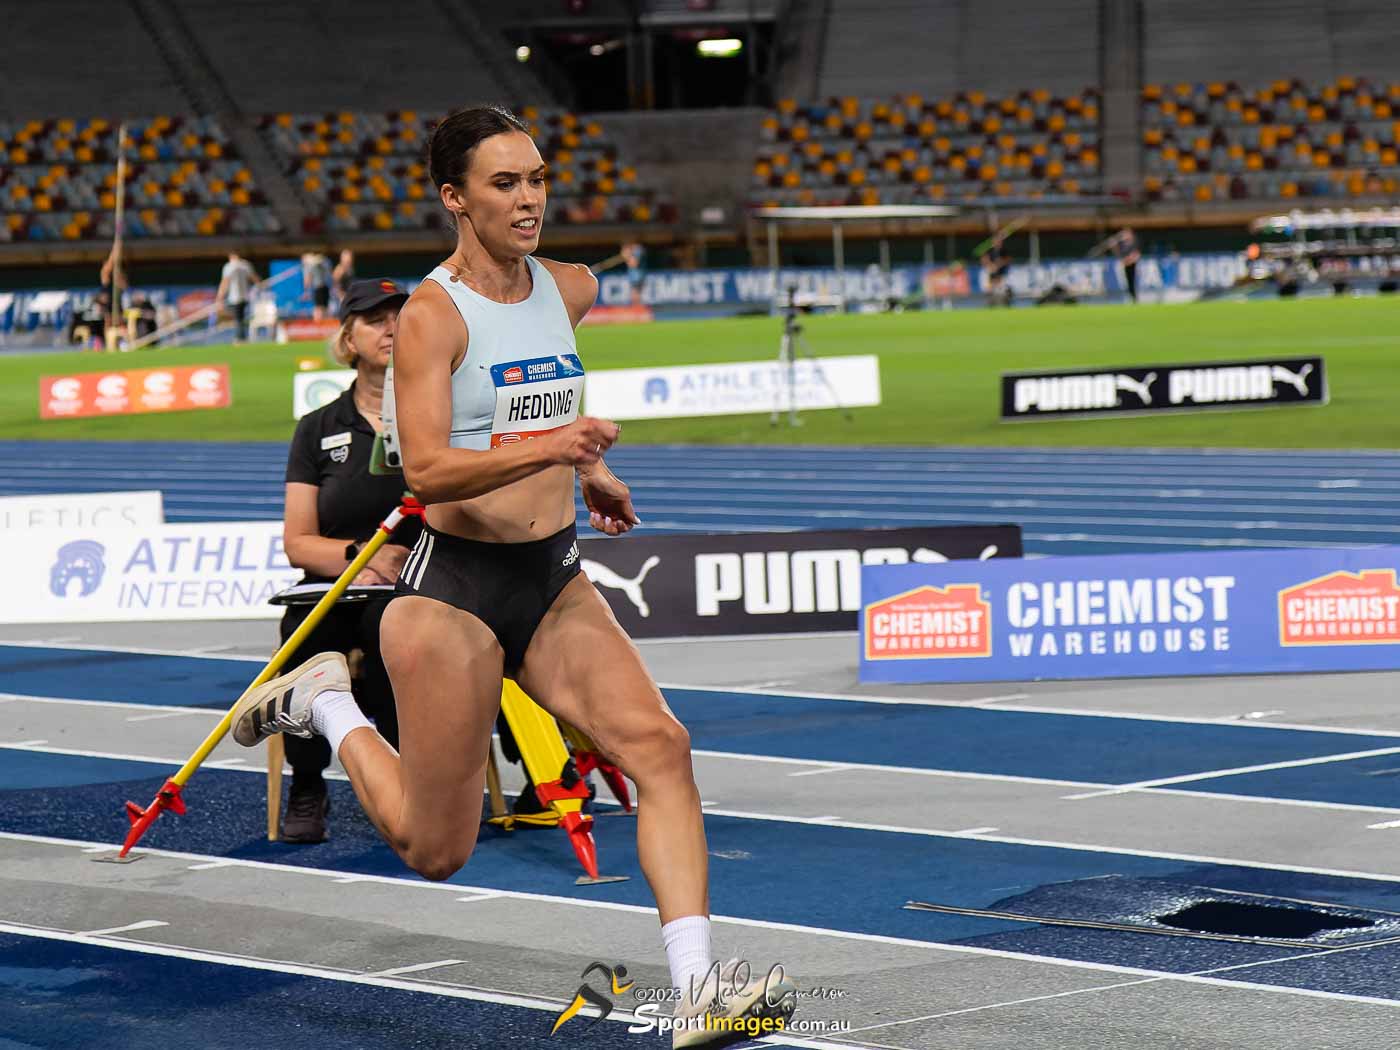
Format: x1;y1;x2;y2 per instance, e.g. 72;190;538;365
427;105;531;190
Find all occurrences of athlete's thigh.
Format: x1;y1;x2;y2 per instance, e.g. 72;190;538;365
517;575;674;753
381;595;504;820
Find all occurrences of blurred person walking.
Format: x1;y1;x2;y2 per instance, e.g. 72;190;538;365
216;250;259;343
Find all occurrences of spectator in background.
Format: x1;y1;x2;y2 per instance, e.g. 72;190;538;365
98;248;128;347
980;238;1013;307
276;278;418;841
216;250;259;343
1110;227;1141;303
332;248;356;310
301;252;334;321
621;240;646;306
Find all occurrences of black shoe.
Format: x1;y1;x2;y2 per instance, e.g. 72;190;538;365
281;781;330;843
512;778;547;816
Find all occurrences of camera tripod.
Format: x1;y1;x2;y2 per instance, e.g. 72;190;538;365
771;289;852;427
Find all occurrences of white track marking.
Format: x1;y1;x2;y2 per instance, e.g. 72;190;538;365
0;639;265;662
77;919;170;936
367;959;465;977
661;681;1400;740
1063;747;1400;800
125;711;199;722
0;853;1397;1018
7;734;1400;823
0;919;878;1050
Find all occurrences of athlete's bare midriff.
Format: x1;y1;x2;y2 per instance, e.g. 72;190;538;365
425;465;576;542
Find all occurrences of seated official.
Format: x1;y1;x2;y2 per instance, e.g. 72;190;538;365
276;278;420;842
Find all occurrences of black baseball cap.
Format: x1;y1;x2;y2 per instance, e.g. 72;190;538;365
339;278;408;321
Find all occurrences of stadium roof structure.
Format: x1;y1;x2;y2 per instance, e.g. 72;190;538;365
752;205;962;221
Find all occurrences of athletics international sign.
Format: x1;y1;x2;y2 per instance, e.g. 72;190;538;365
585;355;880;421
860;546;1400;683
0;521;298;624
39;364;231;420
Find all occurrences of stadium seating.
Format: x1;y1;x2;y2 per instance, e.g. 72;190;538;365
750;90;1101;207
263;107;676;233
0;115;280;243
1142;77;1400;203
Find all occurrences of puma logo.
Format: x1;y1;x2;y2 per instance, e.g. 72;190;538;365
582;555;661;617
1114;372;1156;405
912;545;999;563
1270;363;1313;396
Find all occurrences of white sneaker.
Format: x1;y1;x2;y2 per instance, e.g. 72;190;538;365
672;959;797;1048
230;652;350;747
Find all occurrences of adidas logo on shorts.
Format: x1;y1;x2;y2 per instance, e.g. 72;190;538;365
562;542;580;568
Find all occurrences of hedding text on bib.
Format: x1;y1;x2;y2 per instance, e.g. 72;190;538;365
489;353;585;448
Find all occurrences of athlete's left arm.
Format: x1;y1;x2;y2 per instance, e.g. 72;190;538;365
539;258;640;536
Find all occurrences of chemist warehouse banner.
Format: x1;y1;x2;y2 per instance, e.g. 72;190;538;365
860;546;1400;683
0;521;299;623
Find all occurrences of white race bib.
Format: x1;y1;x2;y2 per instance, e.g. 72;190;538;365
489;354;585;449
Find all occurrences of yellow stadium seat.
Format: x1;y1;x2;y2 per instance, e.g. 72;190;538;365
374;211;393;230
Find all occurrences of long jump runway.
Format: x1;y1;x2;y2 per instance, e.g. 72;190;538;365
2;636;1400;1048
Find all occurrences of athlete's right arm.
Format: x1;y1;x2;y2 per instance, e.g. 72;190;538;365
394;282;620;504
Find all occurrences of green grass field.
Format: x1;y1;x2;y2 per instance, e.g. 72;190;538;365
3;296;1396;447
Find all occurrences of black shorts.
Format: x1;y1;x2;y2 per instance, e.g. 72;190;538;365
394;522;582;675
312;285;331;308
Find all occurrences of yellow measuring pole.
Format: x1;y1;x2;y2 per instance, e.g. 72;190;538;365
118;502;417;857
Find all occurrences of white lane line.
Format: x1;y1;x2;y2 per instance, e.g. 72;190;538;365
0;639;265;663
78;919;170;937
126;711;198;723
692;748;1100;789
4;877;1398;1021
6;739;48;746
693;807;1400;886
952;827;999;835
187;860;238;871
367;959;465;977
786;764;857;778
659;681;1400;741
1;692;220;715
0;919;874;1050
1062;746;1400;801
845;976;1168;1031
455;893;499;904
850;919;1400;1033
1368;819;1400;830
5;733;1399;826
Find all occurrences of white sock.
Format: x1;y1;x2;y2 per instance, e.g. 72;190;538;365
661;915;712;1000
310;689;371;756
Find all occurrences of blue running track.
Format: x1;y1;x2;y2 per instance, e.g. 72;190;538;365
6;441;1400;555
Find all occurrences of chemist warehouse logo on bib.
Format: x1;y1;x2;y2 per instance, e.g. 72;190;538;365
864;584;991;660
490;354;584;448
1279;569;1400;647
